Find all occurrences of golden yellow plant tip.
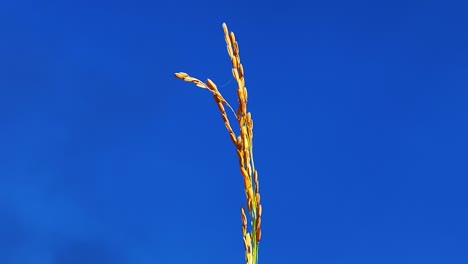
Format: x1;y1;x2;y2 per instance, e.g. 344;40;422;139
174;72;188;79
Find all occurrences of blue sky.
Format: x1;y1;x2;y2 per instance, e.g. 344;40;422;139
1;0;467;263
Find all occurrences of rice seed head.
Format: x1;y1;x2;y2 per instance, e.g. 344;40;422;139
175;22;262;264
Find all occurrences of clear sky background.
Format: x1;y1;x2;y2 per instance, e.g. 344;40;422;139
0;0;467;263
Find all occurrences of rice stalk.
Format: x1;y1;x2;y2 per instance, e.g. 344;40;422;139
174;23;262;264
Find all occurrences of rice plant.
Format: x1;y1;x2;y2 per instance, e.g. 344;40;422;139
175;23;262;264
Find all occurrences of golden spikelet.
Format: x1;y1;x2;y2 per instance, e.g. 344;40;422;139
175;22;262;264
